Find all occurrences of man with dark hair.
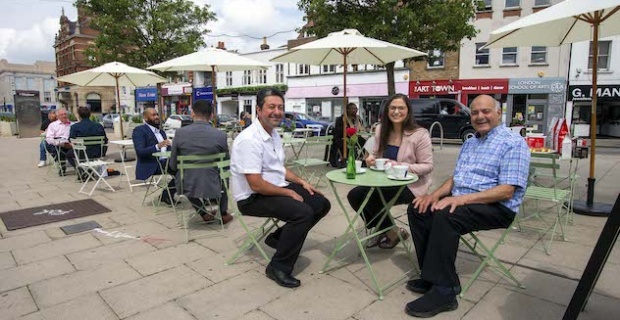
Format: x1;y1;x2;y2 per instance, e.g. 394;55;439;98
133;107;176;205
230;88;331;288
169;100;233;224
69;106;108;159
330;102;366;167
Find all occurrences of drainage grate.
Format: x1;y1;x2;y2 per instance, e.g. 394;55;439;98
60;221;102;235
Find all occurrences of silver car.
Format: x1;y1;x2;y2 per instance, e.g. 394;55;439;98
102;114;120;128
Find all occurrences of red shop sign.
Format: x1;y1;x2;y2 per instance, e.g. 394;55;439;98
459;79;509;94
409;80;461;96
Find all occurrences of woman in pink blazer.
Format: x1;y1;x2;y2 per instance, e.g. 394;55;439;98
347;93;434;249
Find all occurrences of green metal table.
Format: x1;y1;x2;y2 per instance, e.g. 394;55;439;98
322;169;419;299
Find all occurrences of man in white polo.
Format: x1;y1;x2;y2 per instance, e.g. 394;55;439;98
230;88;331;288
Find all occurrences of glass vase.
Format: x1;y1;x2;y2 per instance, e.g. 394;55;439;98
346;144;356;179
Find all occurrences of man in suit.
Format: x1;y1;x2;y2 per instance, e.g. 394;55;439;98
70;106;108;159
329;102;366;167
132;107;176;205
169;100;233;224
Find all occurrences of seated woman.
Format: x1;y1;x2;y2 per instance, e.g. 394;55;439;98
347;94;433;249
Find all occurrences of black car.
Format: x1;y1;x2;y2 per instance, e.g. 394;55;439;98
410;98;475;142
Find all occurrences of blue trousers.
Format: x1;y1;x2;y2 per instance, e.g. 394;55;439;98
39;140;47;161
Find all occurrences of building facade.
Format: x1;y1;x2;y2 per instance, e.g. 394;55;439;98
0;60;57;112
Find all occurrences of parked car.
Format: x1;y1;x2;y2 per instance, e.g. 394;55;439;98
102;113;120;128
281;112;331;135
216;114;237;128
164;114;193;129
410;98;475;142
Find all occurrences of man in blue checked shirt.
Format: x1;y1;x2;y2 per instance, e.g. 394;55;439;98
404;95;530;318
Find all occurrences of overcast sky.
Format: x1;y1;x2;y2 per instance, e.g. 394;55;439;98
0;0;305;65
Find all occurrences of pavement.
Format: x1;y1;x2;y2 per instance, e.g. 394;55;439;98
0;136;619;320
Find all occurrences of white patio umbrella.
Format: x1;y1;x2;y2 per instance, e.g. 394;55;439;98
148;47;270;124
57;61;167;138
270;28;426;156
483;0;620;215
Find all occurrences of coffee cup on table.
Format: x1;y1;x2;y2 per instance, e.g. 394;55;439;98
375;158;389;170
355;160;363;173
392;165;409;179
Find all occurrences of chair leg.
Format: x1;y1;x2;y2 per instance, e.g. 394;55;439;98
226;216;277;265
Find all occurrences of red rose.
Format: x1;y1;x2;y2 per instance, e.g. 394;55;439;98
346;127;357;137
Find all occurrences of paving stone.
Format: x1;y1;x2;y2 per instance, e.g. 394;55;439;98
125;302;196;320
12;233;101;265
187;249;260;284
100;265;210;318
90;220;169;245
0;256;74;293
579;293;620;320
30;261;142;308
17;293;119;320
0;251;16;271
66;238;156;270
235;310;277;320
499;266;577;306
125;242;214;276
462;286;566;320
0;287;38;319
0;231;50;253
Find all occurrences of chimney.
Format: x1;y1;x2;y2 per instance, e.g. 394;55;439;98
260;37;270;50
217;41;226;50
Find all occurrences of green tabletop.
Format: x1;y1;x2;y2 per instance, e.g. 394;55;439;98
325;169;418;187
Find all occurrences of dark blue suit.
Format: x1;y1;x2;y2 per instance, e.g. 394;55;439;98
69;119;108;159
132;124;168;180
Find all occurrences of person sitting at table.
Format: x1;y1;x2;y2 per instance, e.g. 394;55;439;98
45;108;75;176
403;95;530;318
330;102;366;168
348;93;433;249
230;87;331;288
70;106;108;159
169;100;233;224
133;107;176;205
38;110;56;168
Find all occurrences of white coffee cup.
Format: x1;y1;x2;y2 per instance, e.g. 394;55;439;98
375;158;389;170
355;160;363;172
392;165;409;179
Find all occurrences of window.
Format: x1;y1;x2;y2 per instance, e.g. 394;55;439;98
588;40;611;70
475;43;490;65
530;46;547;64
502;47;518;64
243;70;252;85
256;69;266;84
372;64;386;70
322;65;335;73
121;86;126;94
297;64;309;75
225;71;232;86
505;0;520;8
427;49;444;68
27;78;37;90
275;64;284;83
44;91;52;102
477;0;492;11
534;0;550;6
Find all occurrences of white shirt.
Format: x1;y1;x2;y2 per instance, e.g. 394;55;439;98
146;122;167;158
230;121;288;202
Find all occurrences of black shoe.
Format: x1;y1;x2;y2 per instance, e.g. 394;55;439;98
265;265;300;288
405;287;458;318
160;194;175;206
264;233;279;249
406;279;433;294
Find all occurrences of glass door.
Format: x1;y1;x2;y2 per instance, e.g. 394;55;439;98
526;97;548;133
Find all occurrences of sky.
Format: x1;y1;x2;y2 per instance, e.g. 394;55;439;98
0;0;305;65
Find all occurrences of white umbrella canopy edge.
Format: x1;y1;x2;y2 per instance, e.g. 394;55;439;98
147;47;270;72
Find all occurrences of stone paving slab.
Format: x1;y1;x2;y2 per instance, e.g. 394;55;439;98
125;301;197;320
0;256;75;293
18;294;119;320
462;286;566;320
0;231;50;252
125;242;215;276
66;238;156;270
12;233;102;265
90;220;169;245
100;265;211;318
186;251;260;284
0;251;16;271
235;310;277;320
0;287;38;320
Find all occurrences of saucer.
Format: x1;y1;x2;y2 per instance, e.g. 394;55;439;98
387;174;415;181
341;168;367;174
369;166;385;171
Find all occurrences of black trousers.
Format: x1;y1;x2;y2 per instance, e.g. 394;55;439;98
407;202;515;288
237;183;331;274
347;186;414;232
45;143;76;169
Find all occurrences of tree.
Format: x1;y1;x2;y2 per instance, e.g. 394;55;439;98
75;0;217;68
297;0;478;95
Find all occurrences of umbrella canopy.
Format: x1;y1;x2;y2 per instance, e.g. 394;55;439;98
57;61;167;138
271;28;426;156
483;0;620;211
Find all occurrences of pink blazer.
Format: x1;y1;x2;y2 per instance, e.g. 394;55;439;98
372;124;434;197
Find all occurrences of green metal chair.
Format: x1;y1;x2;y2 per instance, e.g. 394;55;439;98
176;152;226;243
220;159;281;265
291;135;333;187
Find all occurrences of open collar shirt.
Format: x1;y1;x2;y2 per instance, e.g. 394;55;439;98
45;119;72;146
452;125;530;213
230;121;288;202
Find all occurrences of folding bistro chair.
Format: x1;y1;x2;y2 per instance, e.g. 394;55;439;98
176;153;226;243
220;159;281;265
292;135;333;187
72;138;115;196
518;155;571;254
458;221;524;298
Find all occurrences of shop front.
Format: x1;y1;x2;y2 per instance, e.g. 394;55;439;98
459;78;509;107
507;78;566;134
135;87;157;115
568;84;620;137
162;83;191;116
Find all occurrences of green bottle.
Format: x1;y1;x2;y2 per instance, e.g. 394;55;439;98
346;147;356;179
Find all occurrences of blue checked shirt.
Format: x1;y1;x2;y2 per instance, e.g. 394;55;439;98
452;125;530;213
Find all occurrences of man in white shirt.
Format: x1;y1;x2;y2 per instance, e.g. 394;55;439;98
45;108;75;175
231;88;331;288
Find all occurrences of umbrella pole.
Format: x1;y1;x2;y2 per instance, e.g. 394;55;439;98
212;65;217;127
343;53;348;158
115;75;124;139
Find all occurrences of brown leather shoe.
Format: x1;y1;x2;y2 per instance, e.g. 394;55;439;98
221;214;234;225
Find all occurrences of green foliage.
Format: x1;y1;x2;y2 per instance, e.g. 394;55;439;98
68;113;78;121
217;84;288;96
76;0;217;68
122;114;131;122
297;0;478;94
0;115;16;122
131;115;143;123
283;120;296;132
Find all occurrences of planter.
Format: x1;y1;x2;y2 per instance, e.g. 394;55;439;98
508;125;526;137
0;121;17;136
283;132;293;139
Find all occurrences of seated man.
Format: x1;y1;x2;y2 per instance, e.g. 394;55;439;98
38;110;56;167
45;108;75;176
231;88;331;288
133;107;176;205
330;102;366;167
169;100;233;224
404;95;530;318
70;106;108;159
